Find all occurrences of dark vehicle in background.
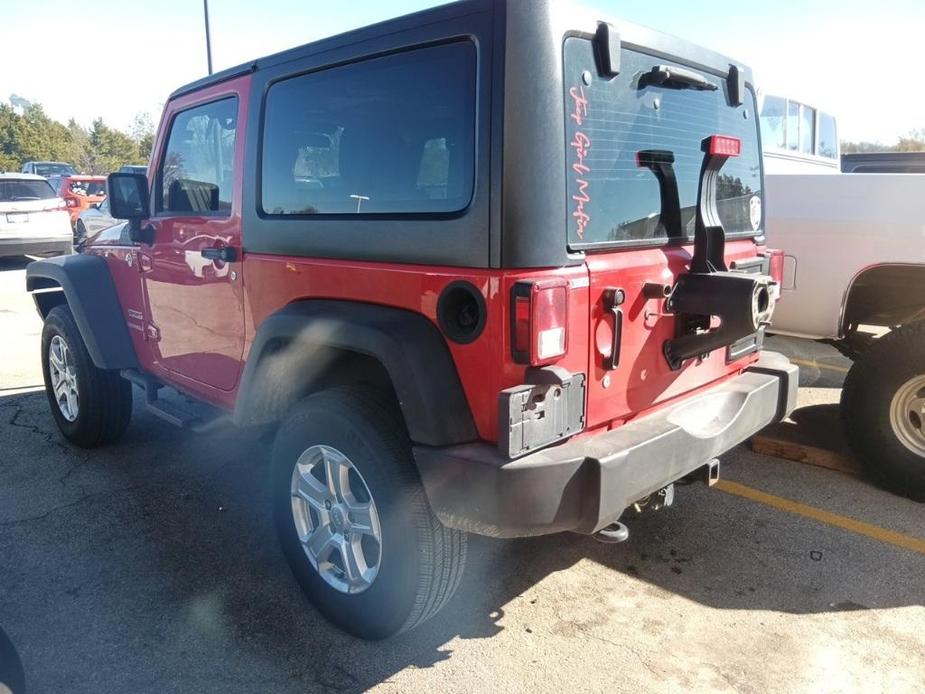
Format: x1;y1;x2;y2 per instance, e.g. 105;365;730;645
0;173;72;257
842;152;925;174
20;161;77;177
26;0;795;639
118;165;148;175
75;197;118;244
49;175;107;225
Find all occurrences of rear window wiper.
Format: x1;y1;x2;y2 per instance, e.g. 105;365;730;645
640;65;717;92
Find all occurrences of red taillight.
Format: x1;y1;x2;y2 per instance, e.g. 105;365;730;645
767;249;785;285
64;197;79;208
706;135;741;157
511;280;569;366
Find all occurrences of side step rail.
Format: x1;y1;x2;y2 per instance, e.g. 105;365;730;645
120;369;232;433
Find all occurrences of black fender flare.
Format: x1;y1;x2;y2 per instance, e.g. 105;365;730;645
233;300;478;447
25;254;139;370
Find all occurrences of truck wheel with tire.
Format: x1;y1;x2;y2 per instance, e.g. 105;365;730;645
841;323;925;500
74;220;88;246
40;305;133;447
271;387;467;639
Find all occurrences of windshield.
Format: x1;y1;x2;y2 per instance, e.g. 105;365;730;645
0;178;57;202
66;179;107;197
34;163;76;177
563;39;763;248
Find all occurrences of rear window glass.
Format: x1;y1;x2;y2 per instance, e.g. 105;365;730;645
0;179;56;202
563;39;763;247
66;180;106;197
261;41;476;216
34;163;75;177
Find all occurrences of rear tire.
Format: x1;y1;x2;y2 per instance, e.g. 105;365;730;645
74;220;87;246
841;323;925;500
272;386;467;639
40;305;133;447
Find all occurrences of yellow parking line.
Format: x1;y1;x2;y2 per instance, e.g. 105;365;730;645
789;357;850;374
715;479;925;556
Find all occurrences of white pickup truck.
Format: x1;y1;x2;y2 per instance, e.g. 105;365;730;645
765;171;925;500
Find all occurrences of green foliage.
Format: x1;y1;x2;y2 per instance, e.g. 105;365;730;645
0;98;152;174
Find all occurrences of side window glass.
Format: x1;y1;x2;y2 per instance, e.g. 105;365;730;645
818;112;838;159
759;96;786;149
786;100;800;151
800;105;815;155
158;97;238;215
261;41;476;216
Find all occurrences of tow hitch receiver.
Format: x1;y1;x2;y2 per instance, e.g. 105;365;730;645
662;135;776;370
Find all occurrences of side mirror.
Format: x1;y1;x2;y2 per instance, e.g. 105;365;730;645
106;172;152;244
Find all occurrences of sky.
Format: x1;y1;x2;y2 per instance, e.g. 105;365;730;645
2;0;923;144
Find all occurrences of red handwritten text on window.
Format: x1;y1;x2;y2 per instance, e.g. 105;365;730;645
569;86;591;239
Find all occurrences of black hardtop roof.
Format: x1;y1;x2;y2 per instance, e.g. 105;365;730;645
169;0;754;101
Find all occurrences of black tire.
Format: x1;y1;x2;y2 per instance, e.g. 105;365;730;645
74;220;87;245
841;323;925;501
272;386;467;639
40;305;133;447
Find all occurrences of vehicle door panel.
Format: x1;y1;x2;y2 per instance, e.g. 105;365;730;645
141;80;248;393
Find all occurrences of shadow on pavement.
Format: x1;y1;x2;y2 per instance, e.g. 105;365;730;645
1;388;923;692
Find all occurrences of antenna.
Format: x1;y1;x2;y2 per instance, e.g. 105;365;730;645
203;0;213;75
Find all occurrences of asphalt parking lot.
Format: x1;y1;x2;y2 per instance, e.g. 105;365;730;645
1;256;923;693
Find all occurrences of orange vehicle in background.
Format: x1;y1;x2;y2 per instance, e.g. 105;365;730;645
50;175;106;225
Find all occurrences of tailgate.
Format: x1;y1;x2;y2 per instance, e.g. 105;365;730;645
585;241;765;428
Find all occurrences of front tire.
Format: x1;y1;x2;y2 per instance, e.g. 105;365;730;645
272;387;467;639
41;305;133;447
842;323;925;500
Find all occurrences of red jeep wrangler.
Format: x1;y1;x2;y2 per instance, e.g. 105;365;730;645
27;0;796;639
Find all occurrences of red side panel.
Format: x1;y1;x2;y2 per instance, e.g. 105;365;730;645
242;256;591;443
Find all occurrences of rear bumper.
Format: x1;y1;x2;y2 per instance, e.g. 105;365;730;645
414;352;798;538
0;237;72;257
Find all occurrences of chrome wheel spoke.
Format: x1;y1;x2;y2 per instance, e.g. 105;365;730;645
907;397;925;421
293;470;330;513
49;347;65;373
339;537;364;584
65;388;77;417
322;448;350;499
347;501;376;537
306;525;337;561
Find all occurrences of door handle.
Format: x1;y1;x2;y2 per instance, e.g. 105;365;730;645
603;287;625;371
201;246;238;262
